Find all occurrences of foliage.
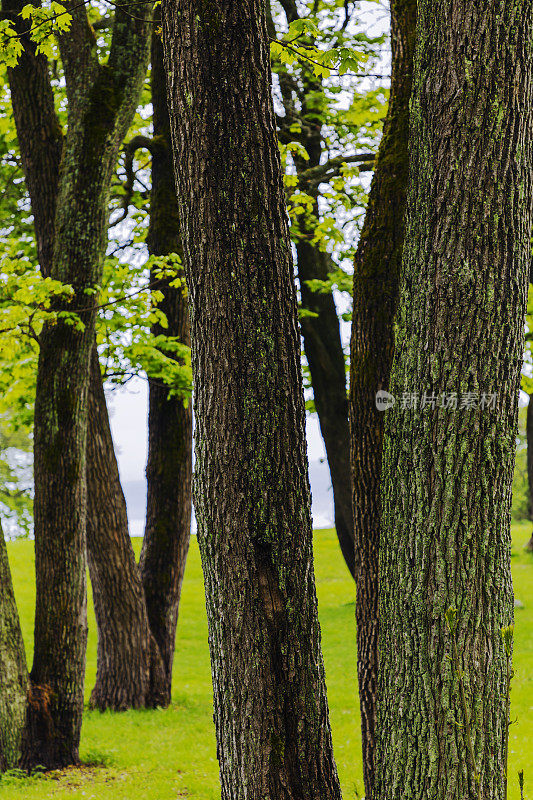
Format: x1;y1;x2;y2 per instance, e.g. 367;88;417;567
0;22;191;533
272;0;387;267
0;1;71;67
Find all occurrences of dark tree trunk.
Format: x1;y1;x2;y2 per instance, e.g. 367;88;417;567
27;4;153;767
29;309;91;769
163;2;342;798
139;27;193;704
274;0;355;577
297;190;354;580
87;347;166;710
4;0;168;715
526;394;533;551
374;2;533;798
2;0;62;276
0;521;28;771
3;12;89;761
348;0;416;794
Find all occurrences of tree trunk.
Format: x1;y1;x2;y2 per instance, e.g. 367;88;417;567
27;7;152;766
0;521;28;771
2;0;62;276
274;0;355;577
162;1;342;798
374;2;533;798
139;27;193;704
4;0;167;715
297;189;354;580
348;0;416;794
526;395;533;551
87;347;166;710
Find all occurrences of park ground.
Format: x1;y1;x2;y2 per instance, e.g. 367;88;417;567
1;525;532;799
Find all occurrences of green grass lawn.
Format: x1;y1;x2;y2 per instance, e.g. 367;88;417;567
2;525;532;799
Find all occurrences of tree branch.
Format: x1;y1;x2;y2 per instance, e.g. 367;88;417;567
298;153;376;186
109;134;157;226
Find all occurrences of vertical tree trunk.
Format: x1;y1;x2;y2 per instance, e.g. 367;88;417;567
27;5;152;765
348;0;416;794
297;184;354;580
2;0;62;276
4;0;167;715
86;348;166;710
139;26;193;704
162;1;342;797
526;394;533;551
0;521;28;771
374;2;533;798
274;0;355;577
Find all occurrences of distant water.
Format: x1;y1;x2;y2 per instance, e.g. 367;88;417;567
125;458;335;537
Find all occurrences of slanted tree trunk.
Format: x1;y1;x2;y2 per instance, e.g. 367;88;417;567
2;0;62;276
26;2;153;767
139;26;193;704
348;0;416;794
86;348;166;710
162;1;342;797
4;0;174;714
374;2;533;798
0;521;28;771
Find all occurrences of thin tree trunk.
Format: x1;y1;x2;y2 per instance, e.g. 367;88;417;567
2;0;62;276
27;4;153;767
162;2;342;797
274;0;355;577
375;2;533;798
87;348;166;710
348;0;416;794
139;26;193;704
0;521;28;771
297;197;354;579
526;394;533;551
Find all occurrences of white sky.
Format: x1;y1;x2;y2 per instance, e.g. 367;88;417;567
107;379;335;535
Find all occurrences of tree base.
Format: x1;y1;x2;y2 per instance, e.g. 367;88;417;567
21;682;80;772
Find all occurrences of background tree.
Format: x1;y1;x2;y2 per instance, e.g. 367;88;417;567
139;20;193;701
13;0;154;764
525;396;533;551
270;0;385;576
375;1;533;798
349;0;415;793
163;0;342;796
1;1;192;712
0;520;27;771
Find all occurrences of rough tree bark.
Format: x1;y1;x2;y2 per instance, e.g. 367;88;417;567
374;2;533;799
2;0;177;713
348;0;416;794
139;25;193;703
86;348;166;710
26;1;153;767
0;522;28;771
162;1;342;798
273;0;355;578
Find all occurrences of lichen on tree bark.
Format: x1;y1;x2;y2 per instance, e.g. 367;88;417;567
162;0;342;797
374;2;533;798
